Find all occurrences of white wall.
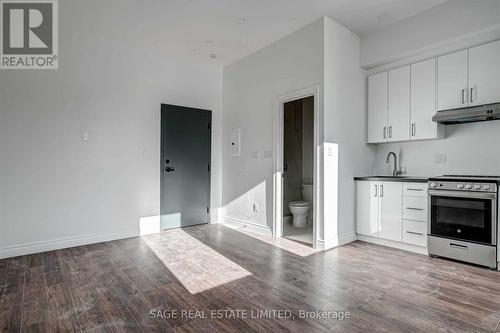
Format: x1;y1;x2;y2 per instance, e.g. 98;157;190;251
222;17;374;246
0;0;223;258
323;17;375;241
222;19;324;232
374;121;500;177
361;0;500;68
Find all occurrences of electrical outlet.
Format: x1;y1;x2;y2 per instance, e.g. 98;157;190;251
434;152;447;164
252;203;259;213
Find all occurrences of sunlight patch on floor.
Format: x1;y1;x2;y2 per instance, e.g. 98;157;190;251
236;228;319;257
142;229;251;294
283;221;313;245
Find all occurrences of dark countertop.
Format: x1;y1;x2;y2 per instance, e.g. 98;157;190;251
354;176;429;183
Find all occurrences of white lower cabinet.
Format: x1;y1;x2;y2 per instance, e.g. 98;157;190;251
403;196;427;222
356;180;428;251
356;181;403;242
355;181;379;237
403;220;427;247
378;182;403;242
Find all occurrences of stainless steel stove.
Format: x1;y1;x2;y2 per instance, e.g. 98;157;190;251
428;175;499;269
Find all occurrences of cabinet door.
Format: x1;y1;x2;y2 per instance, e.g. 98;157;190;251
437;49;468;111
378;182;402;242
469;40;500;106
411;59;438;140
388;66;410;142
368;72;388;143
356;181;379;237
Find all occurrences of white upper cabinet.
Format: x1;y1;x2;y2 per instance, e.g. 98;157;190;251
437;49;468;111
368;72;388;143
411;59;441;140
368;40;500;144
468;40;500;106
388;66;411;142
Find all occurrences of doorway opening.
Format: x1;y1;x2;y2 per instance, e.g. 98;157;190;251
282;97;314;246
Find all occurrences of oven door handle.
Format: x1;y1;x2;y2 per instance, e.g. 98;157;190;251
428;189;497;200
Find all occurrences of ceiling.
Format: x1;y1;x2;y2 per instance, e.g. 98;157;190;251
90;0;448;67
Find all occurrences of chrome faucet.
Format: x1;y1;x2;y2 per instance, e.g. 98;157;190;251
386;152;403;177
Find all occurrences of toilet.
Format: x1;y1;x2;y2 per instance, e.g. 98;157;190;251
288;184;313;228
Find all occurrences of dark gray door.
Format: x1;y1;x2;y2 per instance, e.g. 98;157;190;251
161;104;211;230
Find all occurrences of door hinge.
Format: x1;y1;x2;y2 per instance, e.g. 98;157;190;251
208;122;211;130
207;206;210;214
208;164;211;172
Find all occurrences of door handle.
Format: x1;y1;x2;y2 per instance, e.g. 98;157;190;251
383;126;387;139
380;185;384;197
461;89;465;104
470;87;474;103
411;123;416;137
389;126;392;139
165;167;175;172
450;242;468;250
374;185;378;197
406;207;424;211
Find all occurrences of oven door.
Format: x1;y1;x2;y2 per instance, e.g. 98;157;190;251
428;190;497;245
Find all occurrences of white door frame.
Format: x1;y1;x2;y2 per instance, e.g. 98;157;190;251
273;85;320;249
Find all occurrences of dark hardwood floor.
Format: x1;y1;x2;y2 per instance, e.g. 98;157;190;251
1;224;500;333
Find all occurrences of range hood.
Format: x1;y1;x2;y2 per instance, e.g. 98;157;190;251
433;103;500;125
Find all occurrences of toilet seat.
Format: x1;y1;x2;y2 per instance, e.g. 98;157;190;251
289;201;310;207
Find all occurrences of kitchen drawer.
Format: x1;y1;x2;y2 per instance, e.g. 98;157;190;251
403;196;427;222
403;220;427;247
403;183;428;197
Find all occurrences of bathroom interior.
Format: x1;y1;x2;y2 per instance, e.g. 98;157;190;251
283;96;314;246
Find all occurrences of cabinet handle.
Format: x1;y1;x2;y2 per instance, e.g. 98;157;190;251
461;89;465;104
411;123;416;137
470;87;474;103
389;126;392;139
374;185;378;197
383;126;387;139
406;188;423;191
380;185;384;197
406;207;424;211
406;231;424;236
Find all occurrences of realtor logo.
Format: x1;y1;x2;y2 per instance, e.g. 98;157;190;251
1;0;58;69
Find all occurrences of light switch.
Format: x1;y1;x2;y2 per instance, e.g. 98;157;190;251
231;128;241;156
81;131;89;141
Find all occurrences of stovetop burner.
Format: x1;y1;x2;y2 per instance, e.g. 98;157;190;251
443;175;500;178
429;175;500;189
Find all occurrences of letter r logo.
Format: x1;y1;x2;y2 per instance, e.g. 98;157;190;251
2;2;53;54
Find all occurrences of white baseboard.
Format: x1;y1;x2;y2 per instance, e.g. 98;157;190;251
222;216;272;236
0;228;139;260
357;234;428;255
316;231;357;251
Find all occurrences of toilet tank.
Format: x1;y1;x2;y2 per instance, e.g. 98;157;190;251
302;184;313;202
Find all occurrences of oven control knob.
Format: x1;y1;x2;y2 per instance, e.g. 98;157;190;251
474;184;481;190
430;182;437;188
465;184;472;189
457;183;464;189
483;184;491;190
